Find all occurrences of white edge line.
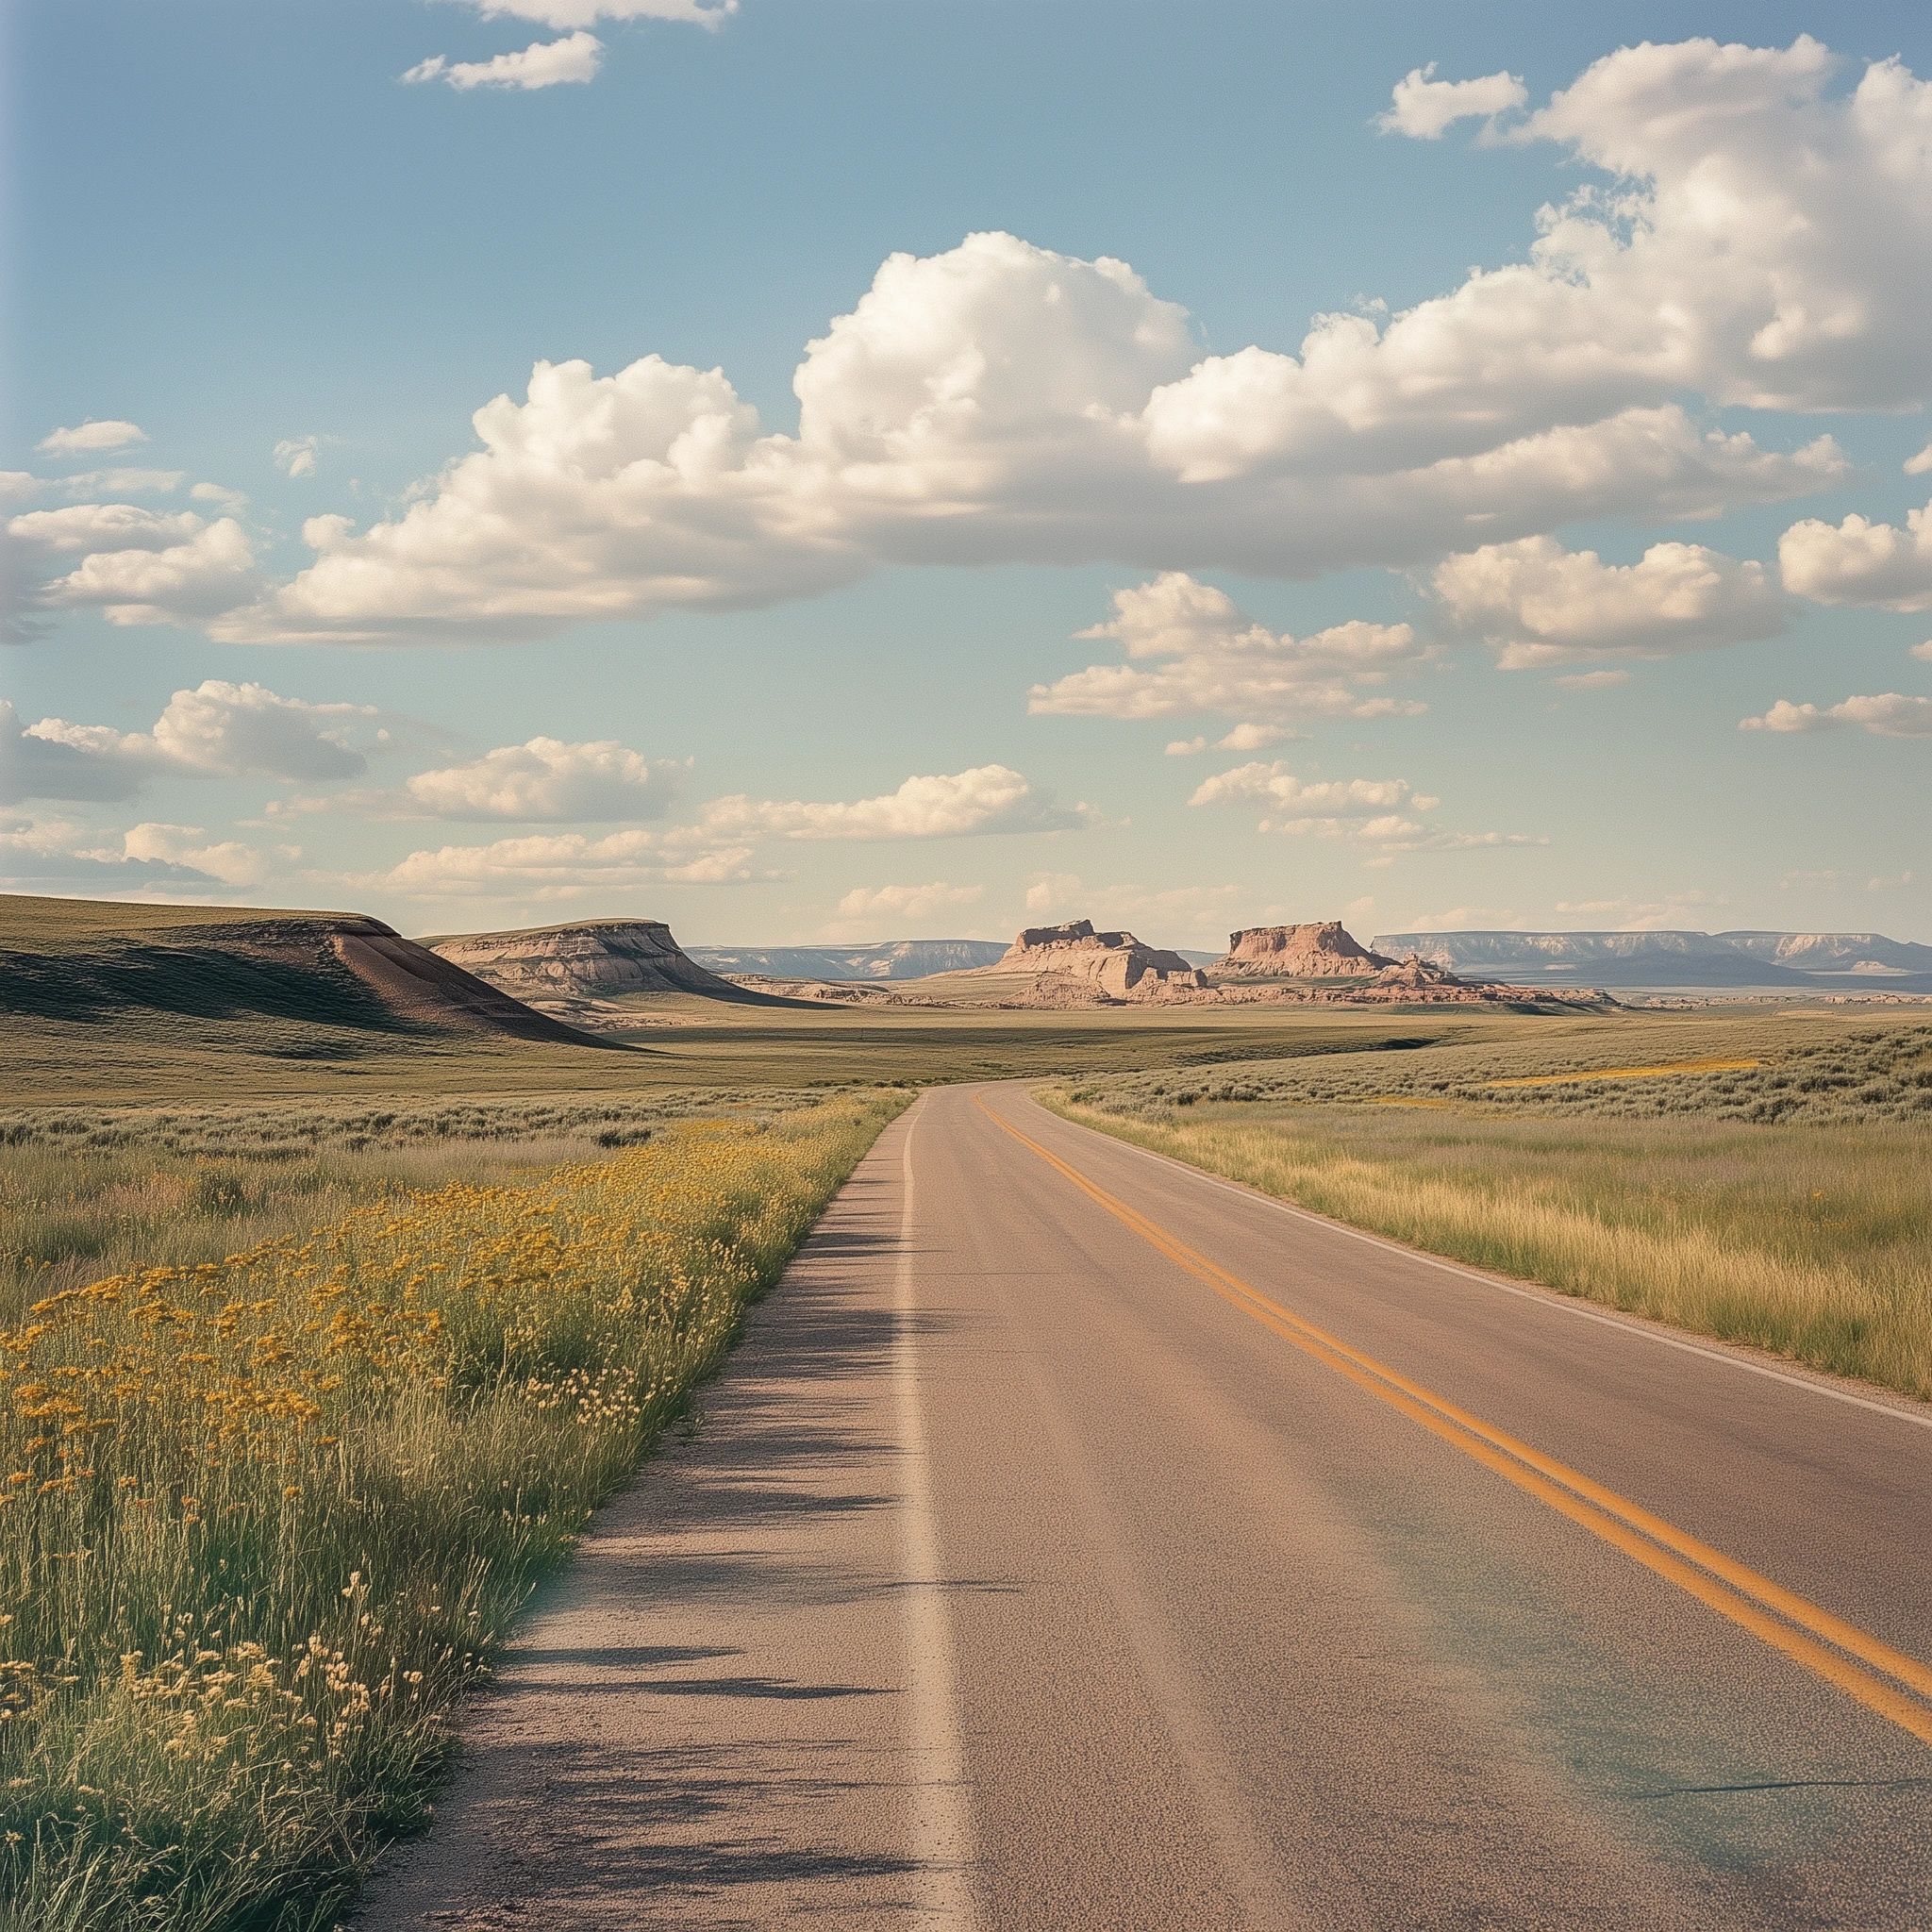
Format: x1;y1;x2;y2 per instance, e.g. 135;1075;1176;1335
1015;1091;1932;1435
893;1101;976;1929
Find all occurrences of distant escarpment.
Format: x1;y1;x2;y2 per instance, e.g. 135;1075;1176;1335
688;939;1008;981
1211;923;1398;979
1373;927;1932;994
426;919;802;1031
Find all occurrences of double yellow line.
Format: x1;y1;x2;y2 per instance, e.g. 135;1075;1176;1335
974;1097;1932;1749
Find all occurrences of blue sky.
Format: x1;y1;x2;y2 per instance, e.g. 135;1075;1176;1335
5;0;1930;948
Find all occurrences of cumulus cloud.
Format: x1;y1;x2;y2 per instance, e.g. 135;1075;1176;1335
37;421;146;456
1188;762;1431;838
1906;443;1932;477
5;682;376;803
38;517;258;625
403;32;603;91
831;881;985;926
0;814;236;895
8;505;203;557
365;826;754;901
702;765;1087;841
1379;64;1527;140
204;234;1842;643
274;438;319;478
1432;535;1786;667
1030;572;1428;729
400;737;684;820
1188;758;1540;860
1779;496;1932;611
39;38;1932;645
1740;693;1932;737
191;483;249;516
118;823;266;887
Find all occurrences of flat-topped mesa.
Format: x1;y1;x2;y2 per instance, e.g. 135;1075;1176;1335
999;919;1205;997
427;919;768;1006
1213;922;1398;978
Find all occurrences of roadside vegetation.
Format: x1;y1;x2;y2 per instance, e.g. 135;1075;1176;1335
0;1092;903;1931
1046;1017;1932;1403
0;1093;826;1324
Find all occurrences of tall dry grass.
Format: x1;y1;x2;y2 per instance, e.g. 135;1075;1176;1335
0;1094;819;1324
0;1094;901;1931
1042;1097;1932;1403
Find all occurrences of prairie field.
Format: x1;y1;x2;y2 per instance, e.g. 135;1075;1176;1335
0;1093;903;1932
1045;1013;1932;1402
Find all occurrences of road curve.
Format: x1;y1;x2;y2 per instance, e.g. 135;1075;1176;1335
358;1082;1932;1931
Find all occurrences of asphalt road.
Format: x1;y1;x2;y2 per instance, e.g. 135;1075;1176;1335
359;1082;1932;1931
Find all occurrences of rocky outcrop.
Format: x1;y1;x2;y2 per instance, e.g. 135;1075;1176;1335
1213;922;1397;978
999;920;1206;997
426;920;794;1029
1370;954;1465;991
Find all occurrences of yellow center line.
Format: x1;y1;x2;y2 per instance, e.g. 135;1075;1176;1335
973;1094;1932;1750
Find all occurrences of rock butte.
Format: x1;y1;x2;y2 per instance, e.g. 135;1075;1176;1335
999;921;1208;998
1214;923;1399;977
426;919;790;1029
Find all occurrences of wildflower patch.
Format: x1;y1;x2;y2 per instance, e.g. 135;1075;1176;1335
0;1093;902;1930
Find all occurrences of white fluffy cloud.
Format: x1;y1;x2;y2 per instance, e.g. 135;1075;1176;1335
0;814;240;894
833;881;985;924
38;516;258;625
367;826;753;901
37;39;1932;645
8;504;203;557
1188;758;1540;860
1188;762;1431;839
403;33;603;91
118;823;267;887
37;421;146;456
1379;64;1527;140
1432;535;1785;667
702;765;1087;841
1030;572;1427;730
402;737;683;820
6;682;376;803
1779;496;1932;611
1740;693;1932;737
274;438;319;478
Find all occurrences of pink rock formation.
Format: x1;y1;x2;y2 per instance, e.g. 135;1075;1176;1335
1213;923;1398;977
999;920;1205;997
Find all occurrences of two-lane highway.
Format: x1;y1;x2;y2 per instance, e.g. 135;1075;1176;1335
360;1083;1932;1931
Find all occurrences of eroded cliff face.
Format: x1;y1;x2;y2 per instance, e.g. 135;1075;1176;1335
1213;923;1397;977
999;920;1206;995
426;920;785;1028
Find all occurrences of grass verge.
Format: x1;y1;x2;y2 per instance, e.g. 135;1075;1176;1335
1040;1092;1932;1405
0;1091;904;1931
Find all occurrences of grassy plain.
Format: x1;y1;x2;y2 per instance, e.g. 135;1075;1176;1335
7;885;1929;1925
1045;1012;1932;1402
0;1096;902;1931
